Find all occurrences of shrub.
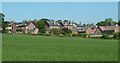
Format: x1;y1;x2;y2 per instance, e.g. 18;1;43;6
16;29;23;31
113;32;120;39
64;33;71;37
62;28;72;33
78;33;87;38
72;34;78;37
43;33;50;36
102;34;109;39
50;28;64;36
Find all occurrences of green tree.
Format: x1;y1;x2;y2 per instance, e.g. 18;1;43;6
50;28;63;35
118;20;120;26
0;13;8;33
83;24;86;26
30;18;50;33
96;18;117;26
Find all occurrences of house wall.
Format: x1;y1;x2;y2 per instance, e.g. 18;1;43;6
115;26;120;33
64;26;74;30
27;23;36;30
50;26;60;29
33;28;39;34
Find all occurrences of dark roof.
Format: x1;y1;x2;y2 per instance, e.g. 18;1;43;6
76;24;83;27
46;21;60;26
78;25;95;32
15;22;27;27
60;22;74;26
104;26;118;31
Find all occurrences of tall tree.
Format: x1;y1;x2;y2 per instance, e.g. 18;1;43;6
0;13;8;33
30;18;50;33
96;18;117;26
118;20;120;26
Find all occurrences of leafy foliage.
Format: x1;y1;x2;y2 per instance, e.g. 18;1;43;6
50;28;64;35
113;32;120;39
96;18;117;26
78;33;87;38
16;29;23;31
102;34;109;39
118;20;120;26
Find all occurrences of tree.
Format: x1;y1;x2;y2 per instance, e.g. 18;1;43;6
113;32;120;39
50;28;63;35
118;20;120;26
63;20;69;22
29;18;50;33
96;18;117;26
56;20;62;22
0;13;8;33
83;24;86;26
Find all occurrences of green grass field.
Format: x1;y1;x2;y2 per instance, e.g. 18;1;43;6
2;34;118;61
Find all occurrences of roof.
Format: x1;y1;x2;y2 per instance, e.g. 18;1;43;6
46;21;60;26
7;21;15;26
76;24;83;27
99;26;106;31
104;26;118;31
14;22;27;27
78;26;91;32
60;22;74;26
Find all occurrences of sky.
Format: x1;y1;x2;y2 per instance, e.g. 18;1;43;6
2;0;119;2
2;2;118;24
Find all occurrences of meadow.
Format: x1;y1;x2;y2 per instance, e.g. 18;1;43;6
2;34;118;61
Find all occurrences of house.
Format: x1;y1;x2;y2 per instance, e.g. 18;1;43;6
6;20;15;33
103;26;120;35
7;21;39;34
60;21;77;30
78;25;96;34
26;22;39;34
44;21;61;31
76;24;83;29
94;26;106;35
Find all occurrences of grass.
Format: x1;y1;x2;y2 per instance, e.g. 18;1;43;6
2;34;118;61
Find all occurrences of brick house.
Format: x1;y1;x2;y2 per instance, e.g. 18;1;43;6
103;26;120;35
8;22;39;34
44;21;61;31
59;21;77;30
94;26;106;35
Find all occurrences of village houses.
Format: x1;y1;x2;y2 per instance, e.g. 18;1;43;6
5;20;120;37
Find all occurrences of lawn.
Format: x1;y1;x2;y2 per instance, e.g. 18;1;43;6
2;34;118;61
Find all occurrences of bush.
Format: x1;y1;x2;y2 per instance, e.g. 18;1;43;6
64;33;71;37
102;34;109;39
62;28;72;33
113;32;120;39
72;34;78;37
50;28;64;36
78;33;87;38
16;29;23;31
43;33;50;36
